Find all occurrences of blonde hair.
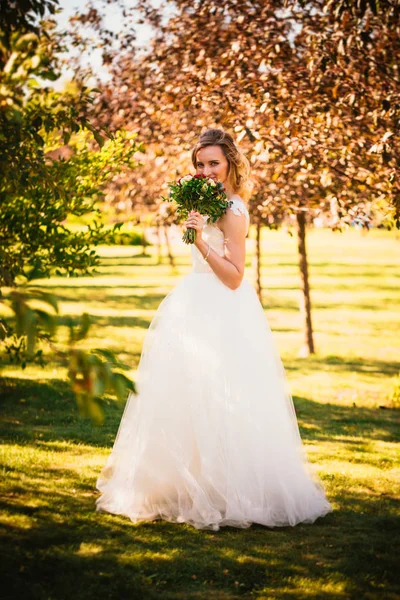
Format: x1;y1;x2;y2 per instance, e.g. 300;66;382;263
191;128;253;201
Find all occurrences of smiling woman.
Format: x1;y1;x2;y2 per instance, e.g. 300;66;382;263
192;128;253;201
96;128;333;531
196;146;228;182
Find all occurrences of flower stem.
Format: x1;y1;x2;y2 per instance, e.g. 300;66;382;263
182;227;196;244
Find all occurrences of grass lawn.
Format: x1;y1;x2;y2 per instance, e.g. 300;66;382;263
1;227;399;599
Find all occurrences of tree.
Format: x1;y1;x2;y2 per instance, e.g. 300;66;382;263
71;0;399;355
1;127;142;286
0;0;143;420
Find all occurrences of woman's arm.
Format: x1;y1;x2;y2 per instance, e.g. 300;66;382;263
184;209;247;290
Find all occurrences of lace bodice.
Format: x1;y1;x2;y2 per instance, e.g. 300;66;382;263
191;196;250;273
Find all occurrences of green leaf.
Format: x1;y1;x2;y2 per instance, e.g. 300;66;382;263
110;372;134;402
86;397;104;426
93;130;105;148
75;312;91;341
93;372;106;398
35;309;56;335
96;348;116;363
39;70;59;81
35;290;59;313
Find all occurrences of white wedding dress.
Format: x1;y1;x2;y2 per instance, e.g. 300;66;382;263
96;195;332;530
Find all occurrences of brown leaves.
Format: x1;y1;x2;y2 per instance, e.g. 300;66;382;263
68;0;400;227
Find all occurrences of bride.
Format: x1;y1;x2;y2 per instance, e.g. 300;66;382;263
96;128;332;531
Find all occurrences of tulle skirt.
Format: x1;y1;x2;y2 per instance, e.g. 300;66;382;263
96;272;332;530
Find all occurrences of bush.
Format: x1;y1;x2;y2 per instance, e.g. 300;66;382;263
110;230;151;247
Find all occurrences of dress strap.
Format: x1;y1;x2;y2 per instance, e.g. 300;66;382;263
228;196;250;234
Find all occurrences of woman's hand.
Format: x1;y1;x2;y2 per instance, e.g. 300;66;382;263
183;211;206;244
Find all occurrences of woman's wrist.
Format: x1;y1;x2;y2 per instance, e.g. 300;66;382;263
194;237;206;251
195;238;210;259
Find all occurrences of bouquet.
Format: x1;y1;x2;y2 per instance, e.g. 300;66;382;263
163;174;232;244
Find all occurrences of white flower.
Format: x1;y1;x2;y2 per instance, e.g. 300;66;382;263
180;174;193;184
207;178;216;186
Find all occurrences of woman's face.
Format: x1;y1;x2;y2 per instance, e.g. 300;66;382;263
196;145;230;190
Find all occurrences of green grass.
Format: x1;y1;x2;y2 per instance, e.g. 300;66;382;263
1;227;400;599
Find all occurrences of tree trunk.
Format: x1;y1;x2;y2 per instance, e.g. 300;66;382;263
141;225;149;256
156;226;162;265
163;226;175;268
296;211;315;356
254;220;262;303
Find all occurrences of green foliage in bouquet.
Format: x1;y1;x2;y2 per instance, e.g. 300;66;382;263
163;174;232;243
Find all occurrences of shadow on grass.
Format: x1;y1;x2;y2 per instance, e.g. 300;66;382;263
0;378;121;448
99;254;191;266
54;293;166;312
57;313;153;330
261;298;299;312
1;377;399;599
1;375;398;450
286;355;400;378
1;477;399;600
293;396;399;443
313;301;400;311
266;260;399;270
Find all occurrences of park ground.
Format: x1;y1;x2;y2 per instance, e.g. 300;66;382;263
1;227;399;599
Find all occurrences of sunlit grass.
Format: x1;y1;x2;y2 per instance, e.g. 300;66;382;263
1;227;399;599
